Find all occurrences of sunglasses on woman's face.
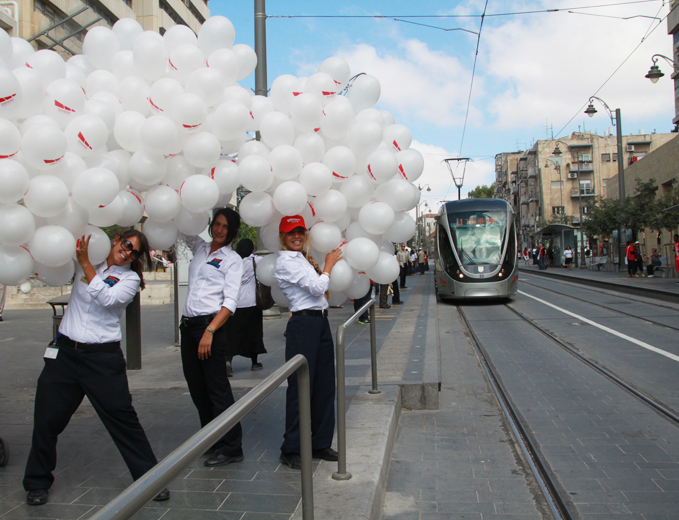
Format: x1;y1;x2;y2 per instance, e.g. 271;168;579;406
120;239;141;260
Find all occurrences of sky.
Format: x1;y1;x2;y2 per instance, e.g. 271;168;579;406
211;0;676;213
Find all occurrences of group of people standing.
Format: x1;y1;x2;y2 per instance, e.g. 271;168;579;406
21;210;342;506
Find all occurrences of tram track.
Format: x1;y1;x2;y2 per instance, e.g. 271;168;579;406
458;300;679;520
520;277;679;333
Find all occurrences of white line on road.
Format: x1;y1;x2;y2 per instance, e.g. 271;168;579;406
518;290;679;363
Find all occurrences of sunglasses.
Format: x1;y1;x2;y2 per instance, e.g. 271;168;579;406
120;238;141;260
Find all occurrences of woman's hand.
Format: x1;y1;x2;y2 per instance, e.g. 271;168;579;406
324;248;343;273
198;331;213;360
76;234;92;268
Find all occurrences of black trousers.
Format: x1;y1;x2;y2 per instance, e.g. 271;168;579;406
180;323;242;456
282;315;335;454
23;338;157;491
354;287;372;321
399;266;407;288
391;280;400;302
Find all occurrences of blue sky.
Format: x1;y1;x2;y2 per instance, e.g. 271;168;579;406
211;0;676;209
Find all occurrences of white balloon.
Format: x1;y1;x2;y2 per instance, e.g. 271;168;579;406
320;96;355;140
289;93;322;133
273;181;308;216
140;115;179;156
114;111;146;153
269;145;303;181
395;148;424;182
0;67;21;120
255;254;278;286
83;26;120;71
72;167;120;209
171;93;207;134
248;95;274;132
42;78;85;129
380;109;396;126
347;120;383;158
26;49;66;87
365;251;400;284
34;260;76;287
238;140;270;161
84;98;117;132
322;146;356;182
294;132;325;165
210;100;250;141
270;74;303;114
346;74;380;112
345;271;371;299
21;124;67;171
198;16;236;57
163;24;198;53
305;72;338;105
8;37;35;70
318;57;351;92
365;148;398;184
82;225;111;265
383;124;412;152
165;155;195;190
231;44;257;80
299;162;332;197
88;195;124;226
65;114;109;157
0;244;33;285
345;220;383;244
356;108;386;127
0;204;35;245
11;66;45;119
47;197;89;236
271;284;290;307
149;78;184;115
112;50;136;80
207;48;240;86
173;206;209;235
345;237;380;271
143;218;178;250
375;178;418;212
260;111;295;149
314;189;347;223
239;191;276;227
145;184;181;222
359;201;395;235
112;18;144;51
24;175;69;218
133;35;168;82
205;159;239;194
28;225;76;267
117;189;145;227
0;159;29;203
385;212;416;243
168;44;205;84
107;150;132;188
328;290;348;307
328;259;353;292
86;70;119;98
129;150;167;185
118;76;151;114
261;219;283;252
185;67;225;108
183;132;221;168
340;175;374;209
238;155;273;192
309;221;342;253
179;174;220;213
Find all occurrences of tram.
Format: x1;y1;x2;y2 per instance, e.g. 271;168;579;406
434;198;518;300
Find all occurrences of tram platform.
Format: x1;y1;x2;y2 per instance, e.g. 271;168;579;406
0;270;439;520
519;262;679;304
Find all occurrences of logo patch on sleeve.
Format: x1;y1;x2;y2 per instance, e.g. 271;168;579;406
207;258;223;269
103;276;120;287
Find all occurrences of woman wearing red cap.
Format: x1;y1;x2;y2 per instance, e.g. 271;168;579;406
274;215;342;469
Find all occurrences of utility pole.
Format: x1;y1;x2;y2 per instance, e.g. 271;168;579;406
254;0;267;98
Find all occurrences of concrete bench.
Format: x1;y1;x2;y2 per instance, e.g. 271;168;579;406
591;256;608;270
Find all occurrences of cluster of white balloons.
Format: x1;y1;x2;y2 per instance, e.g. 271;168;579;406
0;15;423;307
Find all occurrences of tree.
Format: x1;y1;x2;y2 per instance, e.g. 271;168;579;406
467;184;495;198
233;222;258;251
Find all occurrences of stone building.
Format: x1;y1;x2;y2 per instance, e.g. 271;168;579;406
2;0;208;56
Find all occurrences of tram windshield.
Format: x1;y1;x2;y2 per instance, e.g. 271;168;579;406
448;211;506;265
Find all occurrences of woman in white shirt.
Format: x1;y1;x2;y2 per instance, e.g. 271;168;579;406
23;230;169;506
179;207;244;468
225;238;267;374
274;215;342;470
564;246;574;270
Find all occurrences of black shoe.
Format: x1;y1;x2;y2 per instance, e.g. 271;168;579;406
204;452;244;467
279;452;301;470
312;448;338;461
226;361;233;377
152;488;170;502
379;304;391;309
0;316;3;321
26;489;48;506
392;300;403;305
251;363;263;371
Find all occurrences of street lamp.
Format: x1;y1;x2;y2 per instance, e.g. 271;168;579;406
584;96;625;270
442;158;471;200
415;200;429;248
645;54;678;84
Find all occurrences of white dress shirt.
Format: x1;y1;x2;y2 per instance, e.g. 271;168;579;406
59;262;139;344
274;251;329;312
238;254;261;309
181;234;243;317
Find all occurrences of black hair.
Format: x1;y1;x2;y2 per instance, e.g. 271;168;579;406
236;238;254;259
118;229;151;290
208;207;241;246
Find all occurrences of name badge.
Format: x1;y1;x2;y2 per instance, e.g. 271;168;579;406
44;347;58;359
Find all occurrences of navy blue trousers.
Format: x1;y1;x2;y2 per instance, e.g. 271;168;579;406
180;324;243;457
281;315;335;454
23;338;157;491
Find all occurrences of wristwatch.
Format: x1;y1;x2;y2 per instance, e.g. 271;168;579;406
206;326;215;334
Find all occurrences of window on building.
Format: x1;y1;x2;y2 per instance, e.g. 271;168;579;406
552;206;565;215
580;154;591;162
580;179;592;194
612;153;618;162
551;181;563;189
601;153;611;162
582;206;590;214
602;179;608;188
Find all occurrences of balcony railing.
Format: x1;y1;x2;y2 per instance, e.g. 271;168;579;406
571;188;595;197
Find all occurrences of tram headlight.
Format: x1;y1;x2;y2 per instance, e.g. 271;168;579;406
456;270;464;279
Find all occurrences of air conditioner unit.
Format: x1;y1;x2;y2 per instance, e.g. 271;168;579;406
568;172;578;179
626;145;635;152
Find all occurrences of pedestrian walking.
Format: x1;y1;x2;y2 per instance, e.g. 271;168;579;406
23;230;169;506
417;248;426;274
409;250;417;275
275;215;343;470
396;244;409;288
179;207;244;468
225;239;267;375
538;244;547;270
391;246;402;304
625;240;637;277
563;246;574;270
522;248;530;266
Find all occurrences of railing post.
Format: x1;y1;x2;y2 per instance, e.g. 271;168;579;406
297;360;314;519
332;325;351;481
125;292;142;370
368;302;380;394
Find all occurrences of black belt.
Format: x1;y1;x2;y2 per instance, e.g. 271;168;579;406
58;335;121;353
181;314;216;328
292;309;328;318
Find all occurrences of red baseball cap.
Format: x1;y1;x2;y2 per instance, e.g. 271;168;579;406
279;215;307;234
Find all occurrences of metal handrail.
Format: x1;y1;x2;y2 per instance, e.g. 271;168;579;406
89;354;314;520
332;297;378;481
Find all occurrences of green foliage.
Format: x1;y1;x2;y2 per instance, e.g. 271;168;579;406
101;225;126;239
467;184;496;198
233;222;259;251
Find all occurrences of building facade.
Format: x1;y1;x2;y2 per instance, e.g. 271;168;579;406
2;0;208;57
